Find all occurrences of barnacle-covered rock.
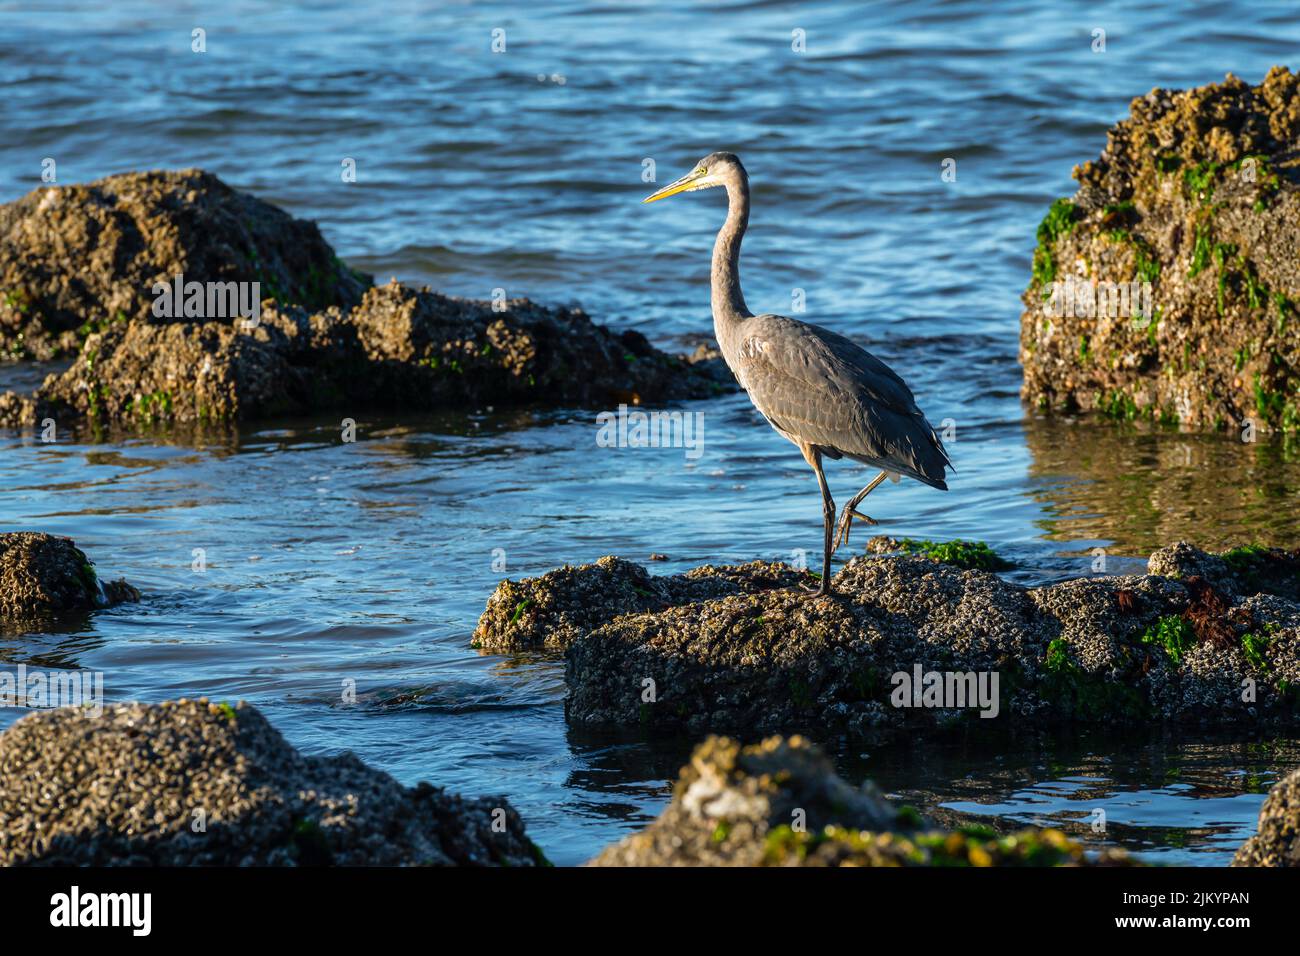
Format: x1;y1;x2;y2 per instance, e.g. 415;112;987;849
1021;67;1300;432
0;532;138;632
477;542;1300;735
0;699;546;866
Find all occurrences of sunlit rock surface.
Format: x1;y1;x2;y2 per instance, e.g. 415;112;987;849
1021;67;1300;433
0;699;546;866
476;542;1300;735
1234;764;1300;866
0;171;732;427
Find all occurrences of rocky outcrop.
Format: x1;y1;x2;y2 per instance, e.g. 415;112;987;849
20;302;347;425
1021;67;1300;432
0;169;369;361
343;280;730;409
0;699;546;866
1234;765;1300;866
589;735;1134;866
0;171;734;428
1;281;730;428
477;543;1300;735
473;555;806;653
0;532;138;630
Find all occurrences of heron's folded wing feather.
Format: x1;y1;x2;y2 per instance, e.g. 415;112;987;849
734;314;950;481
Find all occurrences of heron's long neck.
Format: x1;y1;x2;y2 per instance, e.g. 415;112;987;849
711;177;751;357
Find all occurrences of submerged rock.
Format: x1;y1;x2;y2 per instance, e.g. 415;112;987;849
589;735;1133;866
0;699;546;866
0;532;138;630
1233;765;1300;866
478;543;1300;734
0;169;369;361
1020;67;1300;432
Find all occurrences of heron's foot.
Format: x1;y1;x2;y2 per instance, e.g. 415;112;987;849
833;508;877;551
810;584;838;600
790;578;838;600
792;576;836;599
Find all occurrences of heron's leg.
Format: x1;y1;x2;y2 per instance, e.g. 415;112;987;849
834;470;889;552
808;448;837;597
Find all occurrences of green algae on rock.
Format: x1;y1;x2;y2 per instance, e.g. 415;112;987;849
468;544;1300;735
1020;67;1300;432
0;169;370;361
864;535;1013;571
0;531;138;631
0;699;545;866
588;735;1134;866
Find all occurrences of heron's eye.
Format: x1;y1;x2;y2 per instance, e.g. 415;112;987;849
696;167;708;176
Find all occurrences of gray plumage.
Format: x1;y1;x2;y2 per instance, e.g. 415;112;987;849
729;313;950;488
643;151;951;595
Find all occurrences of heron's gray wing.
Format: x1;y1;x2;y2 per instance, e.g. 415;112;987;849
733;314;951;487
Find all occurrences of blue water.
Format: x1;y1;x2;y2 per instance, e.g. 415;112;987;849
3;0;1299;865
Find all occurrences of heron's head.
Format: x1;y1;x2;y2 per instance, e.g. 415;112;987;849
642;152;745;204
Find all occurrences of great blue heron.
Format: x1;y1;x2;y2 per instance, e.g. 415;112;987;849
643;152;951;597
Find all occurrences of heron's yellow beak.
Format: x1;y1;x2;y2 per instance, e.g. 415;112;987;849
642;171;704;204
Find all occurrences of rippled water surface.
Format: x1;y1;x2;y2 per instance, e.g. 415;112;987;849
3;0;1300;865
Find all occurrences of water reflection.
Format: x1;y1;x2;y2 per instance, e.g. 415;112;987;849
1023;414;1300;555
843;729;1300;865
